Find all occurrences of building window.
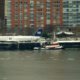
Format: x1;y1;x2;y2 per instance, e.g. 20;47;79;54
15;20;18;24
20;21;23;23
41;24;44;27
47;0;50;2
24;2;27;8
20;17;23;19
53;16;56;19
41;17;44;19
57;16;60;19
53;9;56;12
30;21;34;24
41;21;44;23
37;9;44;11
15;16;18;19
20;5;23;8
24;17;27;19
30;25;34;27
57;20;60;23
47;20;50;24
20;1;23;4
46;2;51;7
37;17;41;19
36;1;40;7
37;21;41;23
53;21;56;23
47;9;50;12
41;5;44;8
24;21;27;23
24;9;27;12
57;9;60;11
24;24;27;27
20;9;23;12
30;15;34;18
53;13;56;16
24;2;27;4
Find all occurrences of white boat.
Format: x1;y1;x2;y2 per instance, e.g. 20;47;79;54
45;42;63;50
34;42;63;50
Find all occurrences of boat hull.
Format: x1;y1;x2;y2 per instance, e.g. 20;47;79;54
58;41;80;48
34;42;63;50
19;42;41;50
0;41;18;50
0;41;41;50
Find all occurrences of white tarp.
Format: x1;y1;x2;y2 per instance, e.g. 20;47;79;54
56;31;74;35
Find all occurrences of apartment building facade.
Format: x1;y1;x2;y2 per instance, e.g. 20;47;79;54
63;0;80;27
5;0;63;28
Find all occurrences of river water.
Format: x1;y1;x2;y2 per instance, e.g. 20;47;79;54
0;49;80;80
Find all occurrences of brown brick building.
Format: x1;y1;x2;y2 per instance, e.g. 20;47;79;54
6;0;63;28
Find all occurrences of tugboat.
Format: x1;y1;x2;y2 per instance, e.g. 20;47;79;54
34;41;63;50
45;42;63;50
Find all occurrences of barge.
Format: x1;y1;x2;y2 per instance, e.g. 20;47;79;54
0;41;41;50
0;41;18;50
58;40;80;48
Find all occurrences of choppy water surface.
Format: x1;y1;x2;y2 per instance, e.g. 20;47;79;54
0;49;80;80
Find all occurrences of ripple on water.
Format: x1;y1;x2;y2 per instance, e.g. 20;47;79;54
0;77;8;80
0;57;11;61
67;58;75;61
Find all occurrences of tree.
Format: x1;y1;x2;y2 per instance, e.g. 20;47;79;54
42;25;56;38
